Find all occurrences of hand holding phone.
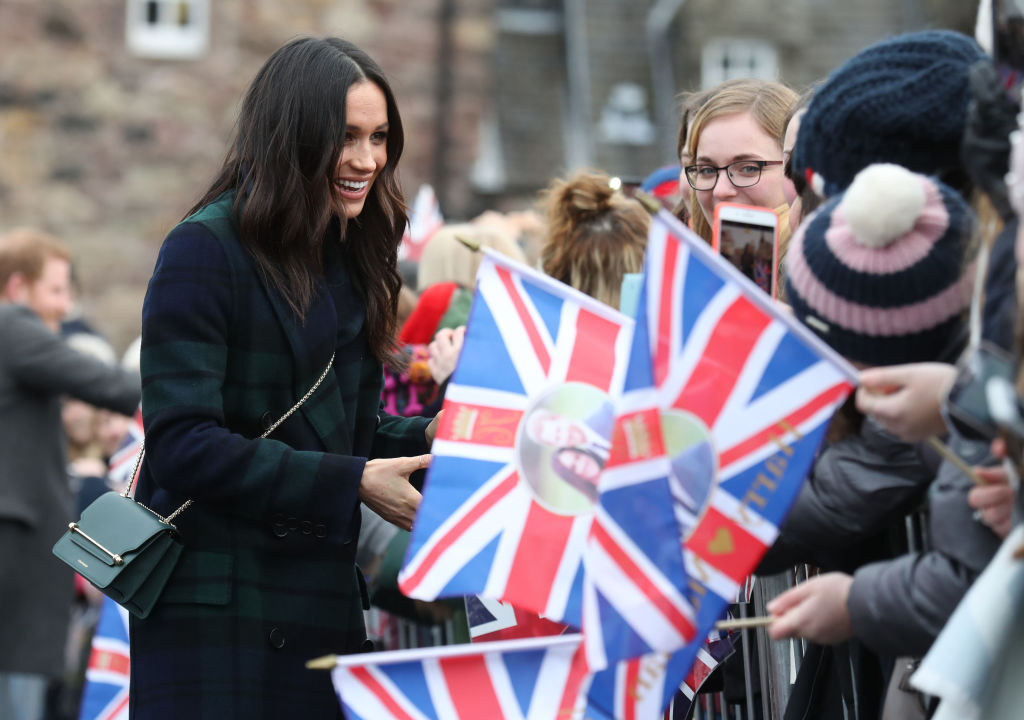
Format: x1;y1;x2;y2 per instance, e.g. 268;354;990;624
712;202;780;298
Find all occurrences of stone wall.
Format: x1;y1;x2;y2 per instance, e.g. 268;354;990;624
0;0;494;351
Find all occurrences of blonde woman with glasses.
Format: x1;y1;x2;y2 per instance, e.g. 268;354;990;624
682;78;798;252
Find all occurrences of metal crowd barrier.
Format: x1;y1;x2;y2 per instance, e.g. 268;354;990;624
364;506;931;720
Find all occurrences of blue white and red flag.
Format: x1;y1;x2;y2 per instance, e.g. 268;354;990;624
78;597;130;720
586;209;856;665
399;184;444;262
399;252;635;628
662;629;736;719
331;634;697;720
332;635;590;720
465;596;569;642
106;405;144;492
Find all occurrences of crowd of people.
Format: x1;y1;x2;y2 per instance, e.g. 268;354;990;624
3;7;1024;720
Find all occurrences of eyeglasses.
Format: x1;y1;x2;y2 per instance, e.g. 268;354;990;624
683;160;783;191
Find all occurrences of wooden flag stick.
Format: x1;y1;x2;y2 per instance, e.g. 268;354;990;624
455;234;480;252
633;190;662;215
306;654;339;670
715;616;774;631
926;436;983;486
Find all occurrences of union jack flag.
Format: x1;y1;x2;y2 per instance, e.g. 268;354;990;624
106;405;144;492
399;253;634;628
589;210;856;659
399;184;444;262
465;596;569;642
663;629;736;719
331;634;695;720
332;635;591;720
78;597;130;720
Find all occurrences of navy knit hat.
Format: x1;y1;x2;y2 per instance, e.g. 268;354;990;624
785;164;974;367
793;30;985;198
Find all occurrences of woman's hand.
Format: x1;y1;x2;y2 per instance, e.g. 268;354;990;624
428;326;466;385
856;362;956;441
359;454;431;531
767;572;855;645
425;410;443;448
969;464;1016;538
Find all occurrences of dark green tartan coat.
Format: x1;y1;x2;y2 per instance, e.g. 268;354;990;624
131;193;429;719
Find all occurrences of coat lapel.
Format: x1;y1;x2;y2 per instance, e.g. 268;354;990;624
261;274;352;455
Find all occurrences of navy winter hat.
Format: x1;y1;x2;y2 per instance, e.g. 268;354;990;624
793;30;986;198
785;164;975;367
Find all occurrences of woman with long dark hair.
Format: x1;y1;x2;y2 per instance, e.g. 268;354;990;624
131;37;436;718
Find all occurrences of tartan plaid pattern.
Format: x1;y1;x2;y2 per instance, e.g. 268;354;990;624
132;193;429;718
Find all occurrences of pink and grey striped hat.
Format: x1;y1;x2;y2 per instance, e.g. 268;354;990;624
785;163;975;366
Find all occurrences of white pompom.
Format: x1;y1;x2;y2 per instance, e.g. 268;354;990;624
840;164;927;248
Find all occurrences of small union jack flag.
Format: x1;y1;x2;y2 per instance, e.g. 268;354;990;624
588;210;856;660
332;635;590;720
330;634;695;720
106;405;144;492
465;596;569;642
78;597;130;720
399;252;634;628
399;184;444;262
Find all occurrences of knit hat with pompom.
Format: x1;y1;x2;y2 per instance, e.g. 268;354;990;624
784;164;975;366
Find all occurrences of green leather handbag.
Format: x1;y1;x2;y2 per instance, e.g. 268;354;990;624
52;487;183;619
52;354;335;618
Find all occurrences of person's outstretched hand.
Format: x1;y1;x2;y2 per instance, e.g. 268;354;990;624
359;454;430;531
767;572;854;645
856;362;956;441
428;326;466;385
425;409;444;447
970;462;1017;539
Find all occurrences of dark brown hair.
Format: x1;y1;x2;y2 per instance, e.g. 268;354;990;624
189;36;407;365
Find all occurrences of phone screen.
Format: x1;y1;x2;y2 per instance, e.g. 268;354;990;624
717;218;777;296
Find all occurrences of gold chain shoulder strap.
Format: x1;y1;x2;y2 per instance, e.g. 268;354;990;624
123;353;336;524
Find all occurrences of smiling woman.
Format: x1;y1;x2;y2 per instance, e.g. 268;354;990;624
683;78;797;248
131;37;440;719
332;81;389;220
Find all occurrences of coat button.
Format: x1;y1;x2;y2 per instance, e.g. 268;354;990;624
268;627;286;649
260;411;274;430
360;639;375;653
313;523;327;538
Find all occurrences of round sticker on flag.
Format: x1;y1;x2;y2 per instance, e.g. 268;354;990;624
660;409;718;539
517;382;615;516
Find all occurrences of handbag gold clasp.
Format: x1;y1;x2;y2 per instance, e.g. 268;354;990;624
68;522;124;565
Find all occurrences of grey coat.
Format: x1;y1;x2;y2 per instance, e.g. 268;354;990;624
0;304;140;677
847;435;1002;657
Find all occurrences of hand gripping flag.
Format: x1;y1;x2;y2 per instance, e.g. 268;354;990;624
399;252;634;628
78;597;131;720
583;209;856;667
330;634;695;720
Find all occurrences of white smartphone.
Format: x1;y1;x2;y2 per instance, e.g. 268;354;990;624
712;202;780;298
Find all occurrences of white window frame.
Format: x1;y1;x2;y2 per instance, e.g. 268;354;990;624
125;0;210;60
701;38;778;88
